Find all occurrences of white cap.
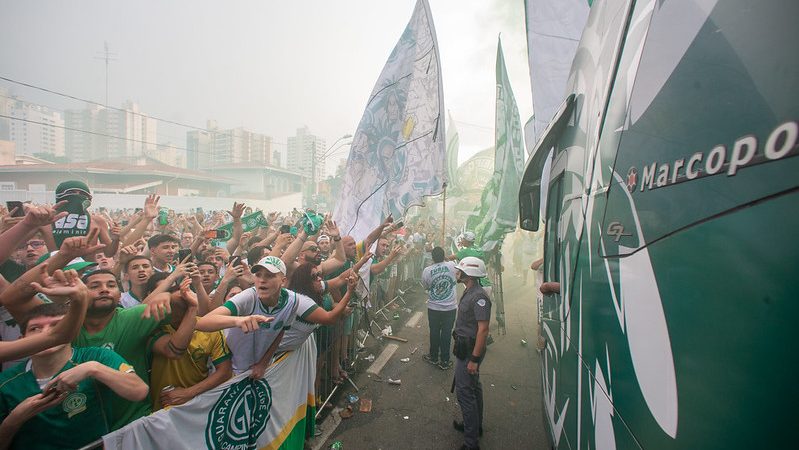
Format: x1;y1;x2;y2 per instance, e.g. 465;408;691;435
250;255;286;275
462;231;476;242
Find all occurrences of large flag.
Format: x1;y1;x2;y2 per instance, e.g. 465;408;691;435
467;38;525;251
523;0;590;152
445;111;462;196
103;337;317;450
334;0;446;241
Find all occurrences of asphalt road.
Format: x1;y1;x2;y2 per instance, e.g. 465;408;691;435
311;273;550;450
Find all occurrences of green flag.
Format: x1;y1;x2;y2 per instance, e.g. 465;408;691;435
467;38;525;251
446;111;462;195
216;211;268;242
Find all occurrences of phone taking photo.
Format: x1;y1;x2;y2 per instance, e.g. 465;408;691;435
6;201;24;217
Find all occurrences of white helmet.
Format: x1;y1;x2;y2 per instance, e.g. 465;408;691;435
456;256;487;278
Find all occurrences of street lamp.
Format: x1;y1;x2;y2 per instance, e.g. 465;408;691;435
313;134;352;196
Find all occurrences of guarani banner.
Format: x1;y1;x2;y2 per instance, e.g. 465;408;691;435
216;211;268;242
466;38;525;251
103;337;316;450
333;0;446;241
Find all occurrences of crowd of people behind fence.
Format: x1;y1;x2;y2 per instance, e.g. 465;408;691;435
0;180;465;449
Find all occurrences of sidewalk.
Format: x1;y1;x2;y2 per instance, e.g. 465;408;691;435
309;275;548;450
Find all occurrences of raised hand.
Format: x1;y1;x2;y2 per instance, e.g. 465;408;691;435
22;202;67;228
59;227;105;260
179;278;198;308
228;202;246;220
143;194;160;219
141;294;171;321
30;267;88;303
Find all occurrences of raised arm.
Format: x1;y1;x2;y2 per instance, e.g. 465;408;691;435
0;203;66;265
370;245;402;275
225;202;245;255
121;195;159;247
305;274;358;325
0;269;88;363
152;279;198;360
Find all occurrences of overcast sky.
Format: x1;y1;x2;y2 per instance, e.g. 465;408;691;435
0;0;532;171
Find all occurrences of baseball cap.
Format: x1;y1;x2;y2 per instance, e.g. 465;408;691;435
462;231;476;242
55;180;91;201
317;234;330;243
250;255;286;275
36;251;98;272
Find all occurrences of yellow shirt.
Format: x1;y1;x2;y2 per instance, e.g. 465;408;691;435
149;325;231;411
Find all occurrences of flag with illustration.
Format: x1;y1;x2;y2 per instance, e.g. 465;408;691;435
216;211;268;242
467;38;525;251
103;337;316;450
333;0;446;241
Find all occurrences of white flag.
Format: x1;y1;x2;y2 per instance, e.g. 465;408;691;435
334;0;446;240
524;0;590;150
103;337;317;450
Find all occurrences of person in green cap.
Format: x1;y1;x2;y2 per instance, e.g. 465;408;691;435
49;180;116;258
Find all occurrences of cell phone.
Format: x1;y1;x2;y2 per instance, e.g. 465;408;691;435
6;201;24;217
135;208;142;213
231;255;243;267
395;221;404;229
178;248;193;262
279;224;291;234
203;229;229;240
120;219;129;226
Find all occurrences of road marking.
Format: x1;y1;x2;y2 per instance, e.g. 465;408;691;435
310;407;342;450
367;343;399;375
405;311;423;328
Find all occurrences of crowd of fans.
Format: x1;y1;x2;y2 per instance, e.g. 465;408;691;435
0;180;436;449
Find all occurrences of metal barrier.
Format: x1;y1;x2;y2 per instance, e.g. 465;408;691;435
313;252;420;419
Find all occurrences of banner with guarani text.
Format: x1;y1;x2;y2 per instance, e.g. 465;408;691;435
333;0;447;241
103;337;316;450
216;211;268;242
466;38;525;251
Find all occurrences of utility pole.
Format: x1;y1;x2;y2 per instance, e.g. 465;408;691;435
94;41;117;106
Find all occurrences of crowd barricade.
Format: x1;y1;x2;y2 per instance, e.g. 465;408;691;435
313;252;420;419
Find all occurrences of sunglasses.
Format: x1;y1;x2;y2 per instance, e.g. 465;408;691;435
305;246;319;253
23;240;46;249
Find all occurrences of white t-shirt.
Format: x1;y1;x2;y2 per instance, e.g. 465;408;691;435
222;287;298;375
119;291;141;309
277;293;320;352
421;261;458;311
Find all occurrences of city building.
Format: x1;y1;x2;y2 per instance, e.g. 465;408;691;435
187;121;272;169
287;126;326;186
1;92;65;157
64;101;157;162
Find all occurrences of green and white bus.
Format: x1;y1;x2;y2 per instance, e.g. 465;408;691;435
519;0;797;448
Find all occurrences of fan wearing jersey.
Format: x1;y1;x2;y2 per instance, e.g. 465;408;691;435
195;256;287;379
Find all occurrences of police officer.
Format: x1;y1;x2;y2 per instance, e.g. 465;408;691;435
451;256;491;450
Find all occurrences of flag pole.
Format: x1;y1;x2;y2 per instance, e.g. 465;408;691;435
441;182;447;244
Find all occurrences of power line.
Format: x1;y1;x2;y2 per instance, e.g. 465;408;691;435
0;113;191;152
0;113;294;166
0;74;208;132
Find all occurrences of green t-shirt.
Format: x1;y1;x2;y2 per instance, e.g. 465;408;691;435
0;260;25;284
455;247;492;287
73;305;167;430
0;347;131;449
